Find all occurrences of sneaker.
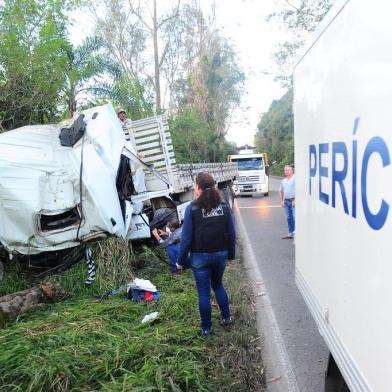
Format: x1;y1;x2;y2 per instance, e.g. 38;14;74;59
219;317;233;327
201;328;212;337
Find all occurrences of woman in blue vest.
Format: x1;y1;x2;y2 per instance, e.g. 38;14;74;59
176;172;236;336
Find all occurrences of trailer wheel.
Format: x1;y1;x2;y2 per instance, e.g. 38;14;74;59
223;186;234;210
325;353;350;392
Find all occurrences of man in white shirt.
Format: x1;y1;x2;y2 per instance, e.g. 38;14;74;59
279;165;295;238
118;109;147;194
117;109;131;141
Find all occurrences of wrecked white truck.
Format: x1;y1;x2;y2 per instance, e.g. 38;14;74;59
0;103;237;272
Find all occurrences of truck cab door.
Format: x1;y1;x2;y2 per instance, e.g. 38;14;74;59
122;200;133;239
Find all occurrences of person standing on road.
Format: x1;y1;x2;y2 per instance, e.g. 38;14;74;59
280;165;295;238
176;172;236;337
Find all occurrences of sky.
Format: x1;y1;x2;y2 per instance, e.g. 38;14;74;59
212;0;286;146
69;0;288;147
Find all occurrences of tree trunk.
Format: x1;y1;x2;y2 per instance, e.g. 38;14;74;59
152;0;161;113
0;282;67;318
68;84;77;117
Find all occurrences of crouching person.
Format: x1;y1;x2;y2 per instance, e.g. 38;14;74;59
152;220;189;273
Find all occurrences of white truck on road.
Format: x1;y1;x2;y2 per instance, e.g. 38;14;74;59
295;0;392;390
228;152;269;197
0;103;237;269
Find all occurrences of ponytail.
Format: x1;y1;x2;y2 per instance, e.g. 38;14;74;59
195;172;222;212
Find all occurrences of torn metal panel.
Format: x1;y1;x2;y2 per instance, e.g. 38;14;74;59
0;103;170;255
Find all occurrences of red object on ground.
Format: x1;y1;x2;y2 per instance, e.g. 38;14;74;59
144;291;154;301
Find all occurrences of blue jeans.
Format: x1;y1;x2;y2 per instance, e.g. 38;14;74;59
284;199;295;234
167;244;190;272
191;251;230;330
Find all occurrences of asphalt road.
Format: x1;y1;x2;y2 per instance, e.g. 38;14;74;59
236;177;329;392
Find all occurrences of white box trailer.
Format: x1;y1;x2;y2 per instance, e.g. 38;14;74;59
294;0;392;390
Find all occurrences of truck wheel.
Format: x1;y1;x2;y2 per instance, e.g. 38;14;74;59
325;353;350;392
223;186;234;210
28;246;86;273
264;192;269;197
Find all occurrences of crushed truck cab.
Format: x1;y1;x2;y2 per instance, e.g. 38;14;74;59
0;103;237;262
0;103;171;255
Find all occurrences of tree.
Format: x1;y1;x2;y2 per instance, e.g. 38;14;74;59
267;0;334;86
255;89;293;173
255;0;334;172
94;75;154;120
170;108;236;163
0;0;71;130
64;36;122;116
170;108;214;163
127;0;183;113
170;3;244;151
87;0;182;114
86;0;244;162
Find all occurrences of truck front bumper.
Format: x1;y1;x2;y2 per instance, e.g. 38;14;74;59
233;182;268;196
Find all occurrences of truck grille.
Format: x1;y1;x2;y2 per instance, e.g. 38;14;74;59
237;175;261;184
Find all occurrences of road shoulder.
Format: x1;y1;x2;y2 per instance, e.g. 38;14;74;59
235;203;300;392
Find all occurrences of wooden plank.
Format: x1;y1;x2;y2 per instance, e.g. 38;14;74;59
132;122;169;133
146;159;175;168
131;120;159;130
139;143;173;153
143;148;175;157
134;134;160;144
136;141;162;150
142;155;174;164
131;114;167;126
132;127;160;138
134;128;171;139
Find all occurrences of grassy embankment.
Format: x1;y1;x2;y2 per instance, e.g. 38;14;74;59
0;239;265;391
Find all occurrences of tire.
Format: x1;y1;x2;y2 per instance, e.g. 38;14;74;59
325;353;350;392
28;246;86;273
264;192;269;197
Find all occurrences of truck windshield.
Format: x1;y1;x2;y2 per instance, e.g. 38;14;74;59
232;158;264;171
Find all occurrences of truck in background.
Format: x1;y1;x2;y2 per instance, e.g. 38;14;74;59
0;103;237;270
228;150;269;197
295;0;392;390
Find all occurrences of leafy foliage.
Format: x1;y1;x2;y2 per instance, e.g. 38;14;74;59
168;6;244;163
0;0;71;130
64;35;122;116
0;0;243;165
268;0;334;86
0;246;264;391
255;89;294;173
258;0;334;171
170;108;236;164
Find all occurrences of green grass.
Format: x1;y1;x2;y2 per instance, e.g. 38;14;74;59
0;242;265;391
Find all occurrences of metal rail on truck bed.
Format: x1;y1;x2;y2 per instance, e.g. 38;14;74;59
128;115;238;193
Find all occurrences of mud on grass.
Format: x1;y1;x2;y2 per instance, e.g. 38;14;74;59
0;243;265;391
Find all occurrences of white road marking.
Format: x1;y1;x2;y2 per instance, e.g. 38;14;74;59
237;205;281;209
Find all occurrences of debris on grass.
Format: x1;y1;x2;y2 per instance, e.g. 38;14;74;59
0;240;265;391
141;311;159;323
